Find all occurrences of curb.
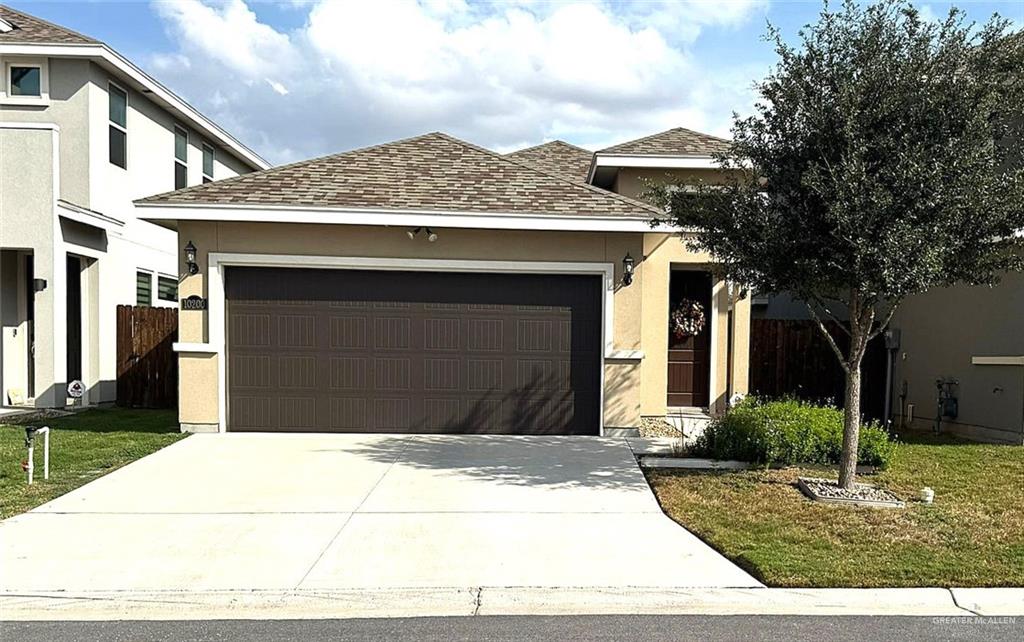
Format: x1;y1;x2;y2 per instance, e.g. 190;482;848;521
2;587;1020;621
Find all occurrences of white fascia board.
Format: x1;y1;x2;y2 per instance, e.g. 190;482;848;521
136;203;677;233
593;153;722;170
57;199;124;230
0;43;269;171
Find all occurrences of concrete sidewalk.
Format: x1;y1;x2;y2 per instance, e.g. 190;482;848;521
1;587;1021;620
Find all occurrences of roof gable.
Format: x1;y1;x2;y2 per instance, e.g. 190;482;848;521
0;4;97;44
600;127;730;156
505;140;593;182
137;132;658;218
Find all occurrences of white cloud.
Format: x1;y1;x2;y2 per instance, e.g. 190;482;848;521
265;79;289;96
150;0;765;164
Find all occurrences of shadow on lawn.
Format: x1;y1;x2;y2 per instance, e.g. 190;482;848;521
1;408;179;434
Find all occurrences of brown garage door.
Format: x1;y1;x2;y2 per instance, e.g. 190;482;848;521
225;267;602;434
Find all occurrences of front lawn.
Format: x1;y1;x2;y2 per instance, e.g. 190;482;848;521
0;408;184;519
648;434;1024;587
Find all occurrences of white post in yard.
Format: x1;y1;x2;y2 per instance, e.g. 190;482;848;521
40;426;50;480
24;426;50;484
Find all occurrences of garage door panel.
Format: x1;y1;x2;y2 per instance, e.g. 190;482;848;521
226;268;601;434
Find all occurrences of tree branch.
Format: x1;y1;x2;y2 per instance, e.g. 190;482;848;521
868;304;898;341
805;303;850;374
810;295;851;336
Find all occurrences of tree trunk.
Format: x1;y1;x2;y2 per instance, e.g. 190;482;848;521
838;364;862;489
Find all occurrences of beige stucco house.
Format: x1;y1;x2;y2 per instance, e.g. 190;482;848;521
137;129;751;434
0;5;267;409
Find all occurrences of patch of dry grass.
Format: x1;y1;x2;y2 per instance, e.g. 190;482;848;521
647;433;1024;587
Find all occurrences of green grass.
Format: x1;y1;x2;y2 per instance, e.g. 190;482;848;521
0;408;185;519
647;433;1024;587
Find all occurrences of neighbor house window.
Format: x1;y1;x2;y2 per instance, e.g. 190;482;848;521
109;83;127;169
174;125;188;189
9;65;41;96
157;275;178;302
136;271;152;306
202;143;215;183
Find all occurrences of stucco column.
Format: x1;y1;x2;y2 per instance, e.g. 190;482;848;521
731;292;751;398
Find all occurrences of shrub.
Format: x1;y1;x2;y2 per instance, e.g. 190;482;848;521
690;397;896;468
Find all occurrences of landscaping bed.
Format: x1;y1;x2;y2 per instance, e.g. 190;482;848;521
647;433;1024;587
0;408;184;519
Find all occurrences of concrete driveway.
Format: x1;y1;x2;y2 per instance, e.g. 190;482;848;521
1;434;760;593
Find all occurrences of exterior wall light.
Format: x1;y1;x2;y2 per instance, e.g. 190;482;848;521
184;240;199;275
622;252;635;286
407;227;438;242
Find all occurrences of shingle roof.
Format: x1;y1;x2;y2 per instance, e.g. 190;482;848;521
505;140;594;182
600;127;730;156
0;4;98;45
137;132;659;218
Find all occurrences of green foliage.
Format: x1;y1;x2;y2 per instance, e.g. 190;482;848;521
691;397;897;468
652;0;1024;306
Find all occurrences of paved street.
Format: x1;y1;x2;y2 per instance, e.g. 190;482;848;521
3;615;1021;642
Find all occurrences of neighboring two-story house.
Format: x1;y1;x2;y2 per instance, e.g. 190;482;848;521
0;5;268;409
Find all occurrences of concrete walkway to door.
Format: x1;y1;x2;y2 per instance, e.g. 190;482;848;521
0;434;760;593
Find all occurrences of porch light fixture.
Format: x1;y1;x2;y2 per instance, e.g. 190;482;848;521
622;252;635;286
184;240;199;275
407;227;421;240
426;228;438;242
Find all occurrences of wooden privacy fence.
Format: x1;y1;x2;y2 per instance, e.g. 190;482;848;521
116;305;178;408
749;319;887;420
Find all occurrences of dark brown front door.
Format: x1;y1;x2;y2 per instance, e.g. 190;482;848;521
225;267;602;434
666;270;712;408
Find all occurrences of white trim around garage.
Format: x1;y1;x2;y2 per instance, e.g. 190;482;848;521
205;253;619;435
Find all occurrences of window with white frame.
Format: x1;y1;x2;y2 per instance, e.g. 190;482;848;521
174;125;188;189
109;83;127;169
157;275;178;302
136;270;152;306
202;142;215;183
9;64;40;96
3;58;48;102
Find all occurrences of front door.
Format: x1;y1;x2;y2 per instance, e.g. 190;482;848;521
666;270;712;408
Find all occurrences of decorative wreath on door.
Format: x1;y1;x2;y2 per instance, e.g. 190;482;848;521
670;299;706;340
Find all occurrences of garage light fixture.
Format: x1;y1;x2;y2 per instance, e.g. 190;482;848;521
407;227;438;242
184;240;199;275
622;252;635;286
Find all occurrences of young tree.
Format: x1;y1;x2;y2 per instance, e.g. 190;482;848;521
654;0;1024;488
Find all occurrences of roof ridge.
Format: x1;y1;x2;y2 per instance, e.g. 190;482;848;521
432;132;660;215
508;140;592;155
600;126;729;154
137;131;443;203
0;3;98;44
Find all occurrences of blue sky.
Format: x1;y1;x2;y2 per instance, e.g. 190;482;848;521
11;1;1022;164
